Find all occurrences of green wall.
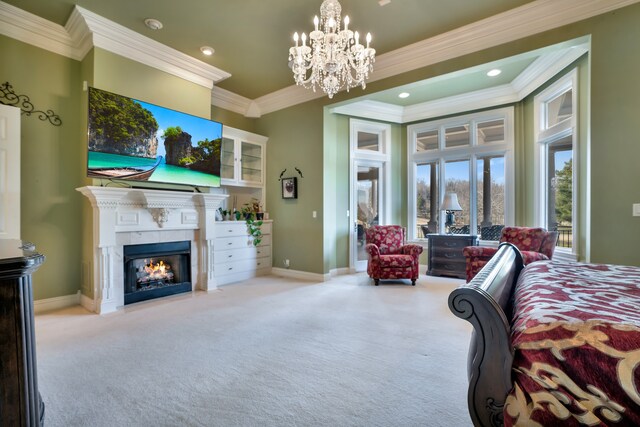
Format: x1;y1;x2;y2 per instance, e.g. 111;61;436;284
255;100;326;274
0;35;83;299
588;8;640;266
211;106;257;132
93;49;211;118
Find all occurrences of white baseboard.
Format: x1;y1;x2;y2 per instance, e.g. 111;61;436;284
34;291;81;314
80;293;96;313
329;267;353;276
271;267;328;282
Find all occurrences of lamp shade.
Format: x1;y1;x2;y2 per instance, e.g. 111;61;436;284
441;192;463;211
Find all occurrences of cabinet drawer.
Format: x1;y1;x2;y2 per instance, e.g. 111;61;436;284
430;246;464;260
432;238;470;249
215;222;248;237
215;235;253;250
215;256;271;275
215;221;272;237
214;246;272;265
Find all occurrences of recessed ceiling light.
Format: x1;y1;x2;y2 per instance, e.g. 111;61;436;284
200;46;215;56
487;69;502;77
144;18;163;31
398;92;410;99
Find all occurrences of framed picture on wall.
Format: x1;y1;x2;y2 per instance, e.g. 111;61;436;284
281;177;297;199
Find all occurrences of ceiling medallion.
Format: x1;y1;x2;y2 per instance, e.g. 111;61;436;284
288;0;376;99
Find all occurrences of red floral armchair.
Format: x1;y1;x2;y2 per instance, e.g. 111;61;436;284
365;225;423;286
462;226;559;282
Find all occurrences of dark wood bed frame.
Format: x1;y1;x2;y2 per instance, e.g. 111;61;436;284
448;242;525;427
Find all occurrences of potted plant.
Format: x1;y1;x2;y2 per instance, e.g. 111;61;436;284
242;201;263;246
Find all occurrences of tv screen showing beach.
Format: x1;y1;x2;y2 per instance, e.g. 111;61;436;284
87;87;222;187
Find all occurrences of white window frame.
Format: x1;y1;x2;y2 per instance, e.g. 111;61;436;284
533;69;578;261
407;107;515;242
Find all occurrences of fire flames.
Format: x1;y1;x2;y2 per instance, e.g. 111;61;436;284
138;259;174;284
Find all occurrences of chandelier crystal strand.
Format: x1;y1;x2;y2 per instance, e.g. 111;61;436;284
289;0;375;99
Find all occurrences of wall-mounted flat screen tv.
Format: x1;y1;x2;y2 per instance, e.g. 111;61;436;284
87;87;222;188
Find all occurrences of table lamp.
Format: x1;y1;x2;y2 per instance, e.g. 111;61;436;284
441;192;462;233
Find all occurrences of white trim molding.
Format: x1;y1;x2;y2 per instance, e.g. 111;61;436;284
271;267;328;282
0;0;635;116
34;291;81;314
0;2;230;89
255;0;634;115
331;44;589;124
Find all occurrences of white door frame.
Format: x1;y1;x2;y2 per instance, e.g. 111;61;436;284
0;105;20;240
349;119;391;272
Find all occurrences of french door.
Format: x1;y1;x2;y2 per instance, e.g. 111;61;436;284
349;120;391;272
350;160;387;272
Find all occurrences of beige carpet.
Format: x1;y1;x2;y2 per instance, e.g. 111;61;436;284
35;273;473;426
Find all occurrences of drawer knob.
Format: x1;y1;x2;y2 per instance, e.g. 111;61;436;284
228;255;233;258
227;242;233;245
228;267;233;271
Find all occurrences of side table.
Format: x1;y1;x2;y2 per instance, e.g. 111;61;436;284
426;234;477;279
0;240;46;426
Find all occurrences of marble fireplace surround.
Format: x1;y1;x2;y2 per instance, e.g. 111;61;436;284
78;186;227;314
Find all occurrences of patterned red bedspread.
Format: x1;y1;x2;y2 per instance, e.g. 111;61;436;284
504;260;640;426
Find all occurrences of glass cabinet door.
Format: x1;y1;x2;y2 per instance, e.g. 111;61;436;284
240;141;262;184
221;137;236;180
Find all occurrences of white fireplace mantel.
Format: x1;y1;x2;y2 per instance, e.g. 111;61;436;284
77;186;227;314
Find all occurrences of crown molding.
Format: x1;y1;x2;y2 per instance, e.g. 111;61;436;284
404;85;517;123
331;43;587;124
72;6;230;89
211;86;258;117
330;100;403;123
1;0;637;116
0;1;231;89
0;1;81;59
512;45;589;99
255;0;639;115
253;84;325;116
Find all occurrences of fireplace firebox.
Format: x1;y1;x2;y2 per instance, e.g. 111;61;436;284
123;241;191;305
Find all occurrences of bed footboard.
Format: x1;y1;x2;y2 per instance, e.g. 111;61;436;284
448;243;524;427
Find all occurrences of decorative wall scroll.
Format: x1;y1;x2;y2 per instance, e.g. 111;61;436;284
0;82;62;126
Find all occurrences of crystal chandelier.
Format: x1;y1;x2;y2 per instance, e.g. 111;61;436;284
288;0;376;99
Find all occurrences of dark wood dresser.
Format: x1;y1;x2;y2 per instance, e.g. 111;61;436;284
426;234;477;279
0;240;46;426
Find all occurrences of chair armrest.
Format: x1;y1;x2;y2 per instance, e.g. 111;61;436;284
462;246;498;259
401;244;424;257
365;243;380;258
520;251;549;264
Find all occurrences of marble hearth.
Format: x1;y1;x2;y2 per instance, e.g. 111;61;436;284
78;186;227;314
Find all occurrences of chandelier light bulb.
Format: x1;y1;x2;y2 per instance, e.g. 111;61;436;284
328;17;336;29
366;32;372;48
314;16;319;31
293;32;299;46
354;31;360;45
301;32;307;46
344;15;350;31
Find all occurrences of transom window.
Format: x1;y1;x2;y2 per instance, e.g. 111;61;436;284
407;107;514;241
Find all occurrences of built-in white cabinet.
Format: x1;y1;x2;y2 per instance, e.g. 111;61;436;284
221;127;267;188
213;220;272;286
